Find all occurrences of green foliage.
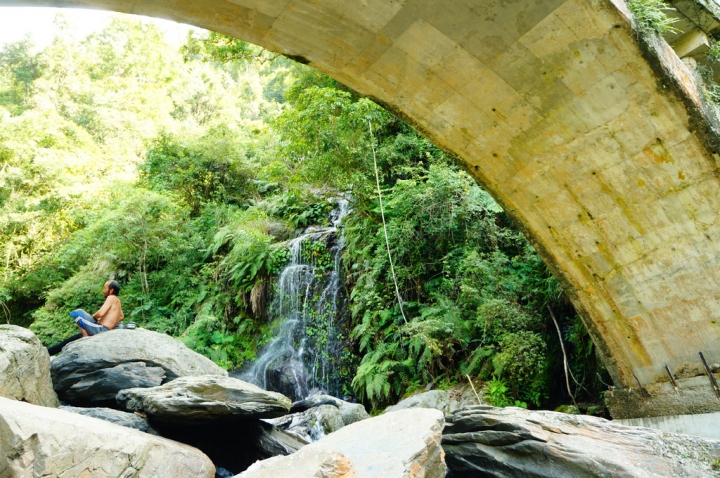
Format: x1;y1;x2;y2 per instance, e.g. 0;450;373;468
1;20;605;408
265;192;332;229
182;30;267;65
28;188;189;343
691;40;720;109
301;240;333;271
141;127;257;214
554;404;580;414
493;331;547;406
267;72;606;409
708;41;720;64
180;315;265;369
211;214;273;293
484;378;511;407
697;64;720;107
0;18;292;371
483;378;527;408
268;245;291;275
336;161;556;406
627;0;681;35
564;314;610;400
0;38;45;114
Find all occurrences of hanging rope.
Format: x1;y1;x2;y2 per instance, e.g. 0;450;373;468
368;120;408;324
547;305;579;409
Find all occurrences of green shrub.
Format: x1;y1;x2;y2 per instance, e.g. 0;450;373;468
627;0;680;34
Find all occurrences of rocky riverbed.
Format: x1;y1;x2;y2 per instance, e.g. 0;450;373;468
2;324;720;477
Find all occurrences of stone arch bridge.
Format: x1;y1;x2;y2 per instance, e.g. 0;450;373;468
3;0;720;419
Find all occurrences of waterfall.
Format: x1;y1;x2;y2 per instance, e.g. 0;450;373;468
239;199;351;401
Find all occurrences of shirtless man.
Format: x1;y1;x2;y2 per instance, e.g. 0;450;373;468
70;280;124;337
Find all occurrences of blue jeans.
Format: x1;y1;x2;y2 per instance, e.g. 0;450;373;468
70;309;109;336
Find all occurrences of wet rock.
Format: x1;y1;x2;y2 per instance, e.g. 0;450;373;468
0;325;59;407
255;420;308;458
116;375;291;424
290;395;342;413
215;467;235;478
0;396;215;477
60;405;158;434
216;467;235;478
263;356;308;402
443;406;720;477
266;404;345;442
238;408;446;478
51;329;226;405
290;394;369;427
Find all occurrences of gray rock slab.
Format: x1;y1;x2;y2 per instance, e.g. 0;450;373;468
0;396;215;477
386;390;449;414
57;361;167;402
386;383;482;414
0;325;59;407
51;329;226;404
60;405;157;434
443;406;720;477
238;408;446;478
116;375;292;423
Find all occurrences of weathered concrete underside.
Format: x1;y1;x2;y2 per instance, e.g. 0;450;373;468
619;410;720;440
4;0;720;417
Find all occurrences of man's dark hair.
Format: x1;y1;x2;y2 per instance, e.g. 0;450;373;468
108;280;120;296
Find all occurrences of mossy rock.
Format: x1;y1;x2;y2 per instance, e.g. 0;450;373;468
554;405;580;415
585;405;605;417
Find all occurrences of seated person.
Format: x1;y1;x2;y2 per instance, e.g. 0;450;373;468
71;280;124;337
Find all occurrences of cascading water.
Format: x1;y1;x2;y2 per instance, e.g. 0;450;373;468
240;199;351;401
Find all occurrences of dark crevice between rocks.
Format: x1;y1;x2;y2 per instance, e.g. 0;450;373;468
148;419;301;476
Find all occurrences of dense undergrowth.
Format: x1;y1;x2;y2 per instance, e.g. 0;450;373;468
0;14;609;410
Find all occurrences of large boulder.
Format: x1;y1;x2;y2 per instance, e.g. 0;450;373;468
51;329;227;404
386;390;450;413
443;406;720;477
238;408;446;478
0;396;215;477
0;325;59;407
386;383;482;414
60;405;157;434
337;401;370;427
116;375;291;424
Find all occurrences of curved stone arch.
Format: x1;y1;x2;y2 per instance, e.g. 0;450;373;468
4;0;720;400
